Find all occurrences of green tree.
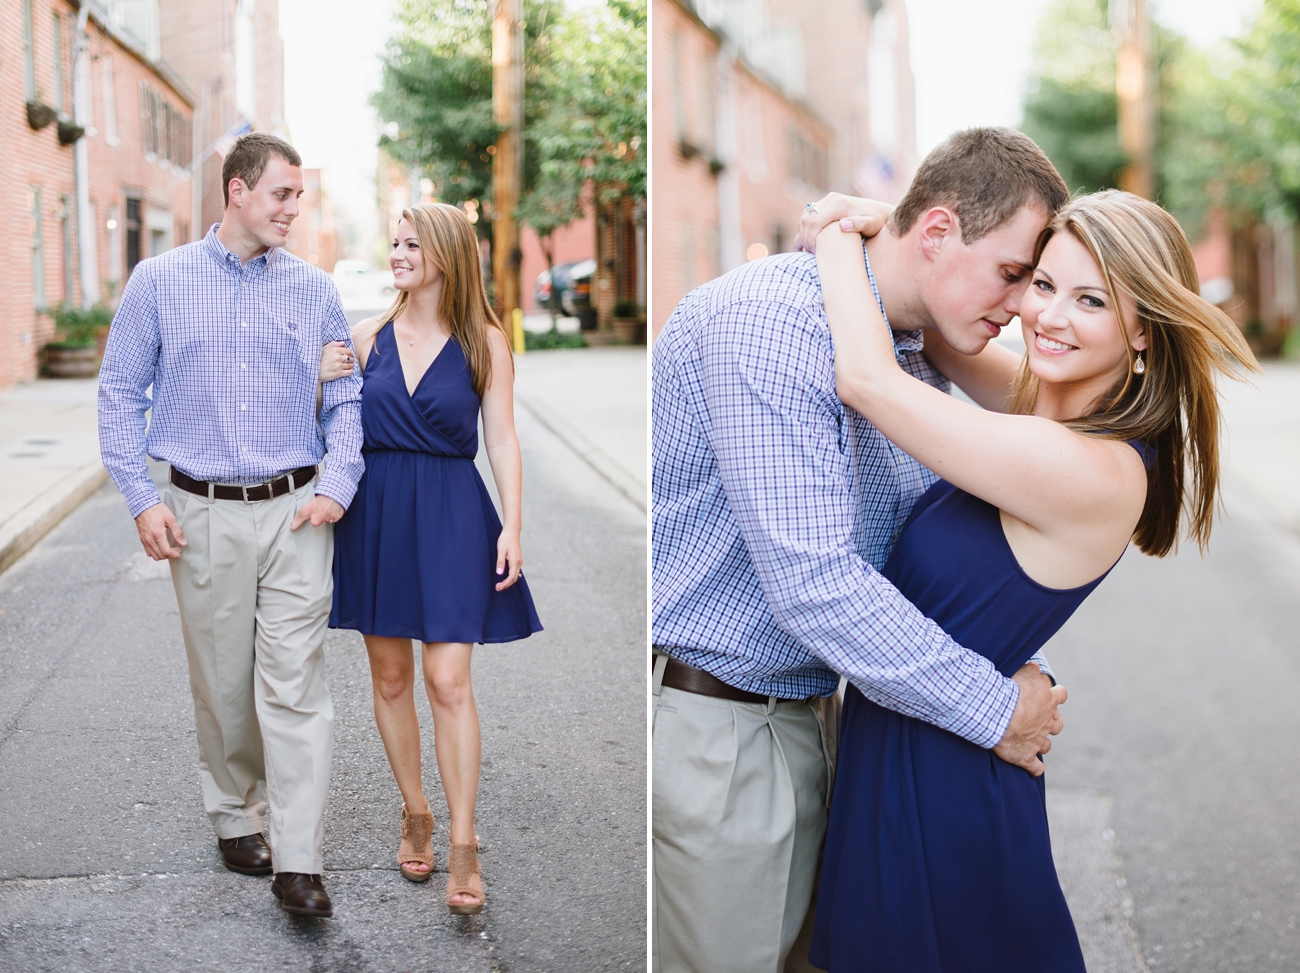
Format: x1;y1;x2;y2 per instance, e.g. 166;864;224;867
372;0;563;220
518;0;646;252
1228;0;1300;219
1019;0;1124;195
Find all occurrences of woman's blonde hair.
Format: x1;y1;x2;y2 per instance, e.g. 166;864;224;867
354;203;510;397
1008;190;1260;557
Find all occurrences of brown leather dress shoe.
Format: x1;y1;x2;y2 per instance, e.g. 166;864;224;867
271;872;333;918
217;834;273;876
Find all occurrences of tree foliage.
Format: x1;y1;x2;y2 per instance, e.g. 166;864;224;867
373;0;646;248
1017;0;1300;236
518;0;646;241
1019;0;1124;195
1226;0;1300;219
373;0;563;219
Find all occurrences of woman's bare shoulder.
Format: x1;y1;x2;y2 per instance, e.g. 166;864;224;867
351;316;382;340
485;323;512;351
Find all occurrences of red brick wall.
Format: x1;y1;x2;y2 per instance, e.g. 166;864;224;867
733;71;831;266
1;1;192;389
651;0;722;337
651;0;832;339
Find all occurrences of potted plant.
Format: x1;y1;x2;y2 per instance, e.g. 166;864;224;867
612;299;642;345
46;304;112;378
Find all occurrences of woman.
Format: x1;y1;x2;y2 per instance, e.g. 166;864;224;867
807;191;1257;970
320;203;542;915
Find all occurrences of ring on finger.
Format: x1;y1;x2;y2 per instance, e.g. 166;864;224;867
805;202;819;213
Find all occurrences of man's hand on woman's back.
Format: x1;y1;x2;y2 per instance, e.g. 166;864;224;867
993;662;1067;777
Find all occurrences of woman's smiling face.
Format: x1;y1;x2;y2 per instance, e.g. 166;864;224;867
1019;231;1146;396
390;217;444;292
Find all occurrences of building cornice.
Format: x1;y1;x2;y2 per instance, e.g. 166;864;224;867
67;0;195;109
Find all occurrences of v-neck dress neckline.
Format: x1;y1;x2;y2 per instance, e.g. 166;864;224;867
388;321;452;399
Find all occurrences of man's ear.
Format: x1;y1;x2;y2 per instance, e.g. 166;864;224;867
916;206;958;262
227;177;245;208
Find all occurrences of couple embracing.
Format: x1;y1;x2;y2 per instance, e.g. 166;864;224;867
652;127;1257;971
98;133;541;919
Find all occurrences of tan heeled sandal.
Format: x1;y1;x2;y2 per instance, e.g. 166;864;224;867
398;804;435;882
446;842;486;914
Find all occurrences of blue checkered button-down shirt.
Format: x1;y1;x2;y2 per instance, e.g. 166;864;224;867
98;226;364;518
653;250;1045;749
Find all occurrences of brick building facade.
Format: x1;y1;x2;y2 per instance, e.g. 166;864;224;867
651;0;918;337
160;0;285;238
2;0;193;388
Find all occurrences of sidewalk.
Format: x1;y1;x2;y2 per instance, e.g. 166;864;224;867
1218;360;1300;533
0;379;106;575
513;346;647;512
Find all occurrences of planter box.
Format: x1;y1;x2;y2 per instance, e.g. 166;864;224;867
45;344;101;378
583;329;622;347
613;317;646;345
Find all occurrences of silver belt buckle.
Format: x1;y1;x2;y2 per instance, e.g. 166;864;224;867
242;482;270;504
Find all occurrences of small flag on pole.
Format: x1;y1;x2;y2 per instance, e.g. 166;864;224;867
213;120;254;159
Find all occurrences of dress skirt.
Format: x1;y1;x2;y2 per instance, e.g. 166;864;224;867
331;447;542;644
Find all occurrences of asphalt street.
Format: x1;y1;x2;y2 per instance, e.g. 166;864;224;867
0;352;646;972
1040;366;1300;972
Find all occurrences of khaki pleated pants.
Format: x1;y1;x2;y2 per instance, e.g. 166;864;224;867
165;474;335;875
652;670;833;973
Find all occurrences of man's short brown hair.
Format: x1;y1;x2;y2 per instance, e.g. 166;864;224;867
889;127;1069;244
221;133;302;207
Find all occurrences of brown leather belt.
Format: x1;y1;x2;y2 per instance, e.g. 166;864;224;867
653;652;769;705
171;465;318;503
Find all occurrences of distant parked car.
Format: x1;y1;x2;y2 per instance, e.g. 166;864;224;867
533;258;598;330
332;260;396;311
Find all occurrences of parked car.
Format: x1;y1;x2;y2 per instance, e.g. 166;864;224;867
534;258;598;330
332;259;396;312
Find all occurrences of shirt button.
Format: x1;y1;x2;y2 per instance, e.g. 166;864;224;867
240;362;247;369
240;404;247;411
241;322;248;328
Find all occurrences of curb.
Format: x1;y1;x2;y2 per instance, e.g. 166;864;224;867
0;461;110;576
515;394;647;513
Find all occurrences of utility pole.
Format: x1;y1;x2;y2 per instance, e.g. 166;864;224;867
492;0;524;328
1115;0;1155;199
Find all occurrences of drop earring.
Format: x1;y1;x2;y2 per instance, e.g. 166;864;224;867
1133;352;1146;375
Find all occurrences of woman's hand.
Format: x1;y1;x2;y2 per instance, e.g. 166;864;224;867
495;528;522;591
319;341;355;382
795;194;894;253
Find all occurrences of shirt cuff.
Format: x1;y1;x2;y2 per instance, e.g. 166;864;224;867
1028;651;1055;685
314;469;357;511
940;671;1020;750
125;484;164;520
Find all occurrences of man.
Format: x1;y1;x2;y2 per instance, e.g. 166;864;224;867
651;128;1072;972
98;133;363;918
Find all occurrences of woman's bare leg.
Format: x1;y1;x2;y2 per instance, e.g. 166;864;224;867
365;635;432;873
422;641;482;903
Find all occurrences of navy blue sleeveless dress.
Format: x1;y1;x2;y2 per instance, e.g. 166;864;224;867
330;322;542;644
809;474;1127;972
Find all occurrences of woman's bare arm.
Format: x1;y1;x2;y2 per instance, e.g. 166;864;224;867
350;317;380;372
922;330;1022;413
480;326;523;590
816;225;1145;542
